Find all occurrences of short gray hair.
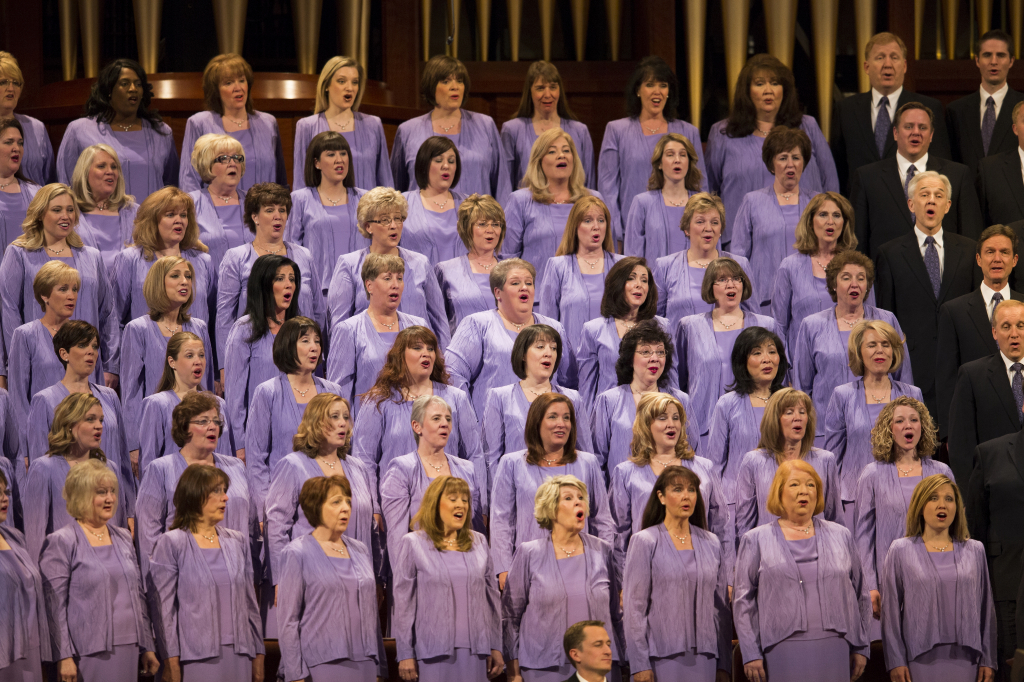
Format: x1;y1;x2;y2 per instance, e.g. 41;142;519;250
534;475;589;531
63;459;119;521
907;170;951;200
410;395;451;444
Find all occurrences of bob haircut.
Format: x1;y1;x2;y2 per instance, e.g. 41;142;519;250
489;258;536;304
865;32;908;60
848;319;905;377
554;195;614;256
15;183;83;251
33;260;80;312
700;258;753;305
293;393;352;457
168;464;231;532
63;458;118;521
513;61;579;120
143;256;195;322
299;474;352;528
510;324;563;380
356;186;408;238
870;396;939;463
794;192;857;255
624;56;679;121
155;331;205;393
681;192;726;235
456;193;506;252
825;250;875;302
303;131;355;189
414;136;462;190
629;392;695;465
906;168;952;201
272;316;322;374
47;393;106;460
84;58;165;131
361;326;449;408
639;465;707;530
420;55;471;107
726;54;803;138
314;56;365;113
524;393;578;465
171;391;224;448
977;224;1019;257
131;187;207;260
190;133;246;185
601;256;657;321
0;118;28;184
53;320;99;370
410;395;451;445
202;53;255;115
758;388;816;461
412;475;475;551
648;133;703;192
244;183;292;233
70;143;133;211
728;326;789;395
761;126;812;172
360;252;405;299
244;255;301;343
905;474;969;541
765;459;826;517
534;474;589;531
615;320;674;388
522;128;589;203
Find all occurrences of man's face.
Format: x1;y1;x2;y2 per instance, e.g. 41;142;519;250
894;108;934;160
976;38;1014;89
570;626;613;675
993;304;1024;361
864;41;907;94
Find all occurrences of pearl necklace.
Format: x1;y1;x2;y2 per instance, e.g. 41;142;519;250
322;192;345;206
470;257;495;271
444;537;458;549
319;456;337;470
499;310;528;332
291;382;313;398
370;311;397;330
225;115;248;129
542;455;562;466
327;542;348;556
0;178;15;191
716;316;740;329
423;456;444;473
523;382;551;398
777;191;795;201
782;520;812;535
213;191;234;204
927;540;951;552
897;463;917;477
430;195;450;210
163;321;180;335
670;530;689;545
85;525;106;540
199;529;218;543
753;126;772;137
643;121;664;134
665;195;687;207
329;115;351;131
46;245;67;255
691;259;710;269
95;200;109;211
868;388;889;404
651;457;678;469
438;119;458;133
557;540;581;557
751;393;770;405
253;242;283;255
114;122;135;132
814;257;830;271
580;256;600;271
839;316;863;328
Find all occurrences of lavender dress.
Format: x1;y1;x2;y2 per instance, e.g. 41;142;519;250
537;251;624;353
76;203;137;272
734;448;840;539
434;255;497;336
623;190;695;262
286;187;367;290
222;316;278;448
14;114;54;186
500;117;596;190
189;188;251;273
0;527;50;682
653;249;756;332
0;182;38;256
179;110;287;193
137;391;235;474
292;112;394;192
400;190;467;265
706;391;768;507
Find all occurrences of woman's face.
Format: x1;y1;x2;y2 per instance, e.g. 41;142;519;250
272;265;296;313
860;328;894;376
164;263;193;307
427;148;457;192
366;210;404;249
749;70;783;117
524;336;558;381
685;209;722;248
539;402;573;451
772;146;805;185
405;339;437;382
780;469;817;518
87;478;118;524
366;270;404;309
210;150;242;185
812;200;843;249
42;195;77;243
414;403;452;449
438;487;469;532
746;340;780;385
0;479;10;524
650;404;682;452
779;401;808;444
0;75;22;112
319;488;352;535
294;330;322;374
711;270;743;307
892;404;922;454
0;126;23;177
200;483;228;527
253;203;288;242
632;342;667;383
554;485;586;533
327;66;361;111
109;68;142;117
72;405;104;450
218;72;248;111
531;78;560;116
637;77;669;117
540;136;573;182
434;74;465;111
656;477;698;522
470;216;501;254
659;141;690;184
623;265;649;311
63;337;99;377
44;279;79;318
170;340;206;387
316;148;349;185
157;204;187;248
922;483;956;533
320;400;351;450
186;408;221;451
836;265;868;308
576;207;607;252
495;267;535;314
87;150;119;200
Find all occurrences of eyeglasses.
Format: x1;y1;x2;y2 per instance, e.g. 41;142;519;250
473;221;502;230
714;276;742;286
368;216;405;227
636;349;667;359
190;418;224;428
215;154;244;164
0;80;22;89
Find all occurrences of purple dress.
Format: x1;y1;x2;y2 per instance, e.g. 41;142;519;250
222;316;277;447
138;391;235;474
286;187;367;290
189;187;252;273
400;190;467;266
0;527;50;680
706;391;767;506
0;183;38;255
537;251;624;353
500;117;596;190
179;110;287;193
653;249;756;332
434;255;497;336
734;448;840;539
624;190;695;262
292;112;394;192
13;114;54;187
76;204;137;272
0;389;19;477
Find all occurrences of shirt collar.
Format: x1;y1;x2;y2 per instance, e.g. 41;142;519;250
897;151;928;180
1001;351;1023;372
981;82;1010;107
981;281;1010;308
872;86;903;108
914;224;944;247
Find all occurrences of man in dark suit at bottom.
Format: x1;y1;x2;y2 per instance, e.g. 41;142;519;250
563;620;613;682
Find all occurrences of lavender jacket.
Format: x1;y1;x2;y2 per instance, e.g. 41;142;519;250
277;534;387;681
38;523;155;659
0;388;19;472
434;255;499;336
400;190;467;265
392;529;502;661
881;537;997;670
77;202;137;270
189;187;251;272
538;251;624;353
653;249;756;332
733;518;871;663
292;112;394;191
706;391;765;504
14;114;55;186
391;111;511;205
138;391;236;474
0;527;53;668
286;186;368;289
502;534;623;668
794;305;912;437
623;189;697;262
623;524;732;674
489;449;614;575
825;379;924;502
222;316;278;446
179;110;287;193
500;117;596;190
148;528;264;662
854;459;955;591
734;447;840;539
0;181;39;263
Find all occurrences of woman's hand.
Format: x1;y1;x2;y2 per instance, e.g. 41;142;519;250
274;585;278;607
486;650;504;679
498;571;508;591
252;653;265;682
889;666;911;681
236;448;246;462
59;657;77;682
214;380;224;398
743;659;766;682
140;651;159;676
850;653;868;681
129;449;140;479
104;372;119;390
162;656;181;682
632;670;653;682
398;658;418;681
870;589;881;619
978;666;995;682
508;659;523;682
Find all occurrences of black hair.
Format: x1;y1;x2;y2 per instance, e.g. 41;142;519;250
84;58;166;133
244;255;301;343
624;56;679;121
272;316;322;374
510;324;562;380
614;320;674;388
727;326;789;395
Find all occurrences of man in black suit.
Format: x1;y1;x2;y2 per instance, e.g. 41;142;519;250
937;225;1022;438
562;620;613;682
852;101;982;257
947;30;1023;177
832;31;952;194
948;299;1024;487
875;170;980;427
978;101;1024;226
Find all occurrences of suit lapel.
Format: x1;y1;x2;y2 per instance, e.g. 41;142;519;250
986;355;1021;425
999;152;1024;218
966;290;995;346
937;243;965;303
880;160;914;226
962;92;986;157
899;237;936;299
991;89;1022;152
1012;433;1024;485
855;93;879;162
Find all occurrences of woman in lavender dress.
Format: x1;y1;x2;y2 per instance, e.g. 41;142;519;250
882;474;997;682
0;117;40;258
391;55;509;204
538;195;623;352
490;393;613;589
503;474;622;682
180;54;286;192
734;459;870;682
706;54;838;249
825;321;922;530
292;55;392;192
149;464;265;682
623;466;732;682
69;144;137;270
278;475;387;682
434;193;505;336
39;460;160;682
624;133;704;262
795;250;912;444
393;475;504;682
734;388;839;538
400;136;467;265
188;133;249;271
56;59;178;200
599;56;708;245
0;53;54;186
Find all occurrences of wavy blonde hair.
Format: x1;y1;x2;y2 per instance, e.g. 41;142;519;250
629;392;695;465
413;475;474;551
905;474;969;541
143;256;195;322
554;195;615;256
63;458;118;520
534;474;589;531
870;396;938;464
131;187;208;260
314;56;365;114
14;184;83;251
521;128;588;203
293;393;352;458
47;393;106;460
70;144;133;212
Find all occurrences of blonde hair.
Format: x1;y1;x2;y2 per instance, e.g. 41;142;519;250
314;56;365;114
554;195;615;256
870;396;939;463
190;133;246;184
33;260;80;312
70;144;133;212
534;474;589;531
131;187;208;260
521;128;589;203
848;320;905;377
293;393;352;458
356;187;408;238
63;458;118;520
412;475;475;551
47;393;106;460
864;32;908;61
143;256;195;322
905;474;969;541
0;52;24;89
765;459;825;517
456;194;506;252
629;392;695;465
14;184;83;251
360;252;405;298
794;192;857;255
681;192;726;236
758;388;816;461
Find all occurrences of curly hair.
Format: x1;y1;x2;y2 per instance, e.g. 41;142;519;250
47;393;107;461
360;326;450;409
293;393;352;458
825;250;875;302
629;392;695;465
870;396;938;463
83;58;165;131
615;320;674;388
533;474;589;531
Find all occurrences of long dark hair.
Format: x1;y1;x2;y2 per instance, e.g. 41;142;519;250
244;255;301;343
360;326;451;409
614;320;674;388
640;465;707;530
725;54;804;138
727;326;789;395
624;56;680;121
84;58;166;133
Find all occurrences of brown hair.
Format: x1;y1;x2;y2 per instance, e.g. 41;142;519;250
155;331;205;393
171;392;224;448
700;258;753;304
639;465;707;530
510;324;562;380
53;321;99;369
725;54;803;137
601;257;657;321
761;126;812;173
293;393;352;458
905;474;969;541
456;194;506;252
894;101;935;128
420;55;470;107
794;192;857;255
202;54;255;115
131;187;207;260
298;474;352;528
681;192;726;236
870;396;939;463
524;393;578;466
47;393;106;460
414;136;462;190
168;464;231;532
977;224;1019;257
512;61;578;120
765;459;826;516
412;475;475;551
271;316;322;375
360;326;450;409
825;250;875;302
758;388;816;461
554;195;615;256
244;183;292;233
647;133;702;191
304;131;356;189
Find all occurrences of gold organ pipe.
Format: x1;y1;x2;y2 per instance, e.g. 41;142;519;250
812;0;839;140
722;0;750;106
59;0;79;81
212;0;247;55
684;0;706;130
78;0;102;78
764;0;798;67
292;0;323;75
854;0;875;92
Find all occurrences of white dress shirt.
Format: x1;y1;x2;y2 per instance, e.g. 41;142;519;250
1001;351;1024;384
574;673;609;682
914;225;945;279
897;152;929;193
981;281;1011;319
1017;146;1024;188
980;83;1010;127
871;86;903;129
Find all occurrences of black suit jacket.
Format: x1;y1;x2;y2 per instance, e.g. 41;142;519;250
875;232;980;422
937;287;1024;439
946;87;1024;176
977;149;1024;226
968;430;1024;601
948;353;1023;486
832;89;952;194
851;155;983;257
1006;221;1024;289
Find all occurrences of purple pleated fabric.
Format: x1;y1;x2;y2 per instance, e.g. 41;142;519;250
285;186;367;286
500;117;596;190
434;255;497;337
179;111;286;193
537;251;623;353
623;190;700;262
0;183;38;268
138;391;236;475
399;190;467;266
0;526;51;676
222;316;278;448
76;203;137;272
13;114;54;187
653;250;757;333
705;391;766;505
734;448;840;539
189;188;252;274
292;112;394;192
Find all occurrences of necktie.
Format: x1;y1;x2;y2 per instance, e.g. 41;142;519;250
991;291;1004;320
903;164;917;199
875;96;891;158
924;235;941;298
982;96;996;156
1012;362;1024;424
